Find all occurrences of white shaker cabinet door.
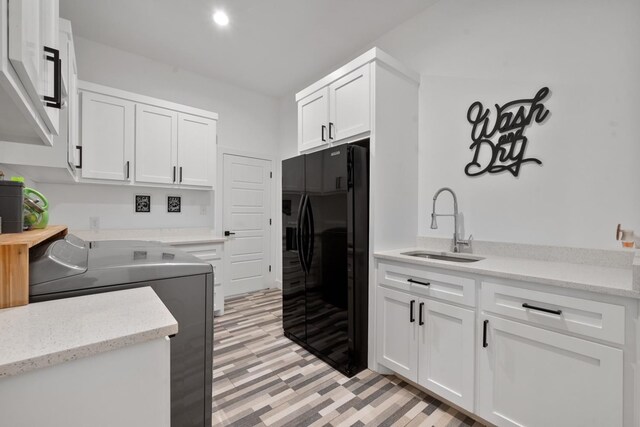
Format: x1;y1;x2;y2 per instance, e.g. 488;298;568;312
80;91;134;181
8;0;60;134
418;299;475;412
135;104;178;185
298;87;329;153
478;315;623;427
177;113;216;187
376;286;418;382
328;64;370;144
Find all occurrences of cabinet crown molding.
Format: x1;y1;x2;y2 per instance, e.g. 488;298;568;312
78;80;219;121
295;47;420;102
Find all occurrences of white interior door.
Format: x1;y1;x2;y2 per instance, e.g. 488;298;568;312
135;104;177;184
223;154;272;296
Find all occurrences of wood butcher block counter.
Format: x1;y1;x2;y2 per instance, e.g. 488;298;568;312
0;225;68;309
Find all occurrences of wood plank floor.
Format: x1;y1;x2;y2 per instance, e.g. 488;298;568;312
212;289;485;427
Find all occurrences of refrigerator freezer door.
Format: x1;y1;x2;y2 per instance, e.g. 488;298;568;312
282;155;306;342
304;147;350;369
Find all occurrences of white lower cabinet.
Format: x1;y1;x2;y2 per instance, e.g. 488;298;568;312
376;260;632;427
478;314;623;427
171;241;225;316
376;286;418;380
376;285;475;411
418;299;475;411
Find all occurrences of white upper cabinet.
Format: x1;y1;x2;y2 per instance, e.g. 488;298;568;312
328;65;370;143
297;66;371;153
478;315;623;427
135;104;178;185
80;91;134;181
0;19;77;182
8;0;60;135
177;113;216;187
77;82;217;189
297;87;329;153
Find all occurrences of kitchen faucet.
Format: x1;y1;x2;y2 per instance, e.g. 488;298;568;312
430;187;472;253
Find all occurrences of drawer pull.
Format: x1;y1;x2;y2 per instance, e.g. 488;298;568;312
483;319;489;348
522;303;562;316
409;300;415;323
407;278;431;287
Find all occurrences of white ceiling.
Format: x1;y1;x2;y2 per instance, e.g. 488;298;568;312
60;0;434;97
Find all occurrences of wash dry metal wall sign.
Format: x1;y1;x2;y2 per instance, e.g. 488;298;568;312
465;87;550;177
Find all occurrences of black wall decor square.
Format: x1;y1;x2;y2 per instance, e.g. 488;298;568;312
135;195;151;213
167;196;181;213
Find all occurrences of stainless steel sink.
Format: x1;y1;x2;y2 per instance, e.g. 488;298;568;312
401;251;483;263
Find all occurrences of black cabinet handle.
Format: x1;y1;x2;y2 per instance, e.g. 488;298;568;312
409;300;415;323
224;231;236;236
321;125;327;142
407;278;431;287
329;122;335;139
522;303;562;316
419;302;424;326
125;161;130;179
179;167;183;183
75;145;82;169
44;47;62;109
173;166;176;183
483;319;489;348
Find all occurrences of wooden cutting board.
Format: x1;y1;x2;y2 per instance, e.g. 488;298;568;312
0;226;67;309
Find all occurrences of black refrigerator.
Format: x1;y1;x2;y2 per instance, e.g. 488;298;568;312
282;141;369;377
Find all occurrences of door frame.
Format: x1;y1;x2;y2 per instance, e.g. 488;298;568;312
217;145;277;290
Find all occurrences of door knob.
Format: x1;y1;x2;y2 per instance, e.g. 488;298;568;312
224;231;236;236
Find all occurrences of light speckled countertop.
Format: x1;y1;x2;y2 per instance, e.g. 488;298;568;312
0;287;178;378
71;227;226;245
375;248;639;299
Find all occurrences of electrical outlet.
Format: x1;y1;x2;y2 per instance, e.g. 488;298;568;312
89;216;100;231
200;205;207;215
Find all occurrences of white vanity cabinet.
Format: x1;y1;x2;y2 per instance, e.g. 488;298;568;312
376;261;476;411
296;63;371;153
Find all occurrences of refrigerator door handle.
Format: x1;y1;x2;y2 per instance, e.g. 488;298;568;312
304;196;315;269
297;195;309;274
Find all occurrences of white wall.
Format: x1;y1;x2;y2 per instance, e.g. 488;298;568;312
278;0;640;250
40;36;280;232
36;183;212;230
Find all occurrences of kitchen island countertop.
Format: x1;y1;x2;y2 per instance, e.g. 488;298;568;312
0;287;177;377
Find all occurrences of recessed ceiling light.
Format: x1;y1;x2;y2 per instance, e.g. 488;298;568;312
213;11;229;26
